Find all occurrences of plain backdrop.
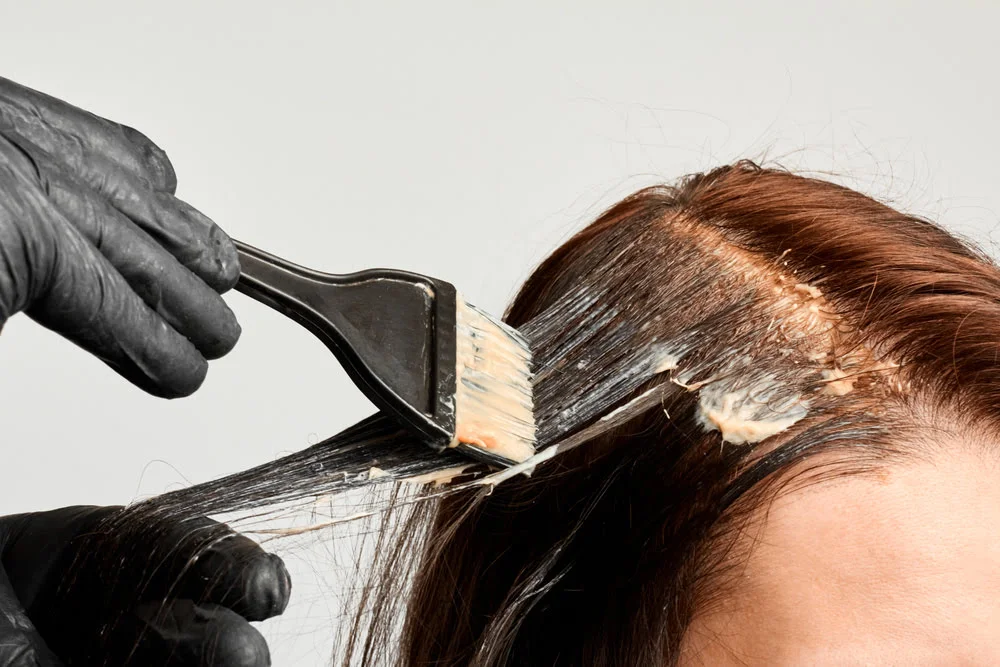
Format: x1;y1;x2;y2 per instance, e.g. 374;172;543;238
1;1;997;664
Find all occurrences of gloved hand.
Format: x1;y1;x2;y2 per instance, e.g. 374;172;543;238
0;77;241;397
0;505;291;666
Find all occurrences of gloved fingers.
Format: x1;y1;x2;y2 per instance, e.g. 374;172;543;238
41;164;240;359
0;142;41;319
0;508;283;666
92;159;240;293
0;566;63;667
177;536;291;623
0;76;176;193
118;124;178;194
0;84;237;293
143;517;291;623
106;600;269;667
27;212;211;398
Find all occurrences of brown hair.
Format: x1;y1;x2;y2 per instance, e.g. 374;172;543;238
344;161;1000;665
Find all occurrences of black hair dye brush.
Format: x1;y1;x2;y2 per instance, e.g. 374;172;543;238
232;240;536;468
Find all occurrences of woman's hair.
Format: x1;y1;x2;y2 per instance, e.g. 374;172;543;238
341;161;1000;666
67;161;1000;665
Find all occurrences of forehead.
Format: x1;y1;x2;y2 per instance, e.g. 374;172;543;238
679;450;1000;665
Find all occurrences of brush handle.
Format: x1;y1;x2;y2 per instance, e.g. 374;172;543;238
231;240;458;449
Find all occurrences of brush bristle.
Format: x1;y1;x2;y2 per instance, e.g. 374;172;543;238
452;297;536;464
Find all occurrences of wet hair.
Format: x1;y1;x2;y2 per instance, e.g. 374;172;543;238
73;162;1000;665
341;161;1000;666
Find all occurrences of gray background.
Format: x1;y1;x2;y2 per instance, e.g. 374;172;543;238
1;1;997;664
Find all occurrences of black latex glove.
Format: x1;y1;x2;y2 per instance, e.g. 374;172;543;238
0;77;241;397
0;506;291;666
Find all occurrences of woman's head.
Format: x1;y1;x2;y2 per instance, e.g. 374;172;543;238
382;162;1000;665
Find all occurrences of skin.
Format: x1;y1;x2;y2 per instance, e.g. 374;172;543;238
678;446;1000;666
